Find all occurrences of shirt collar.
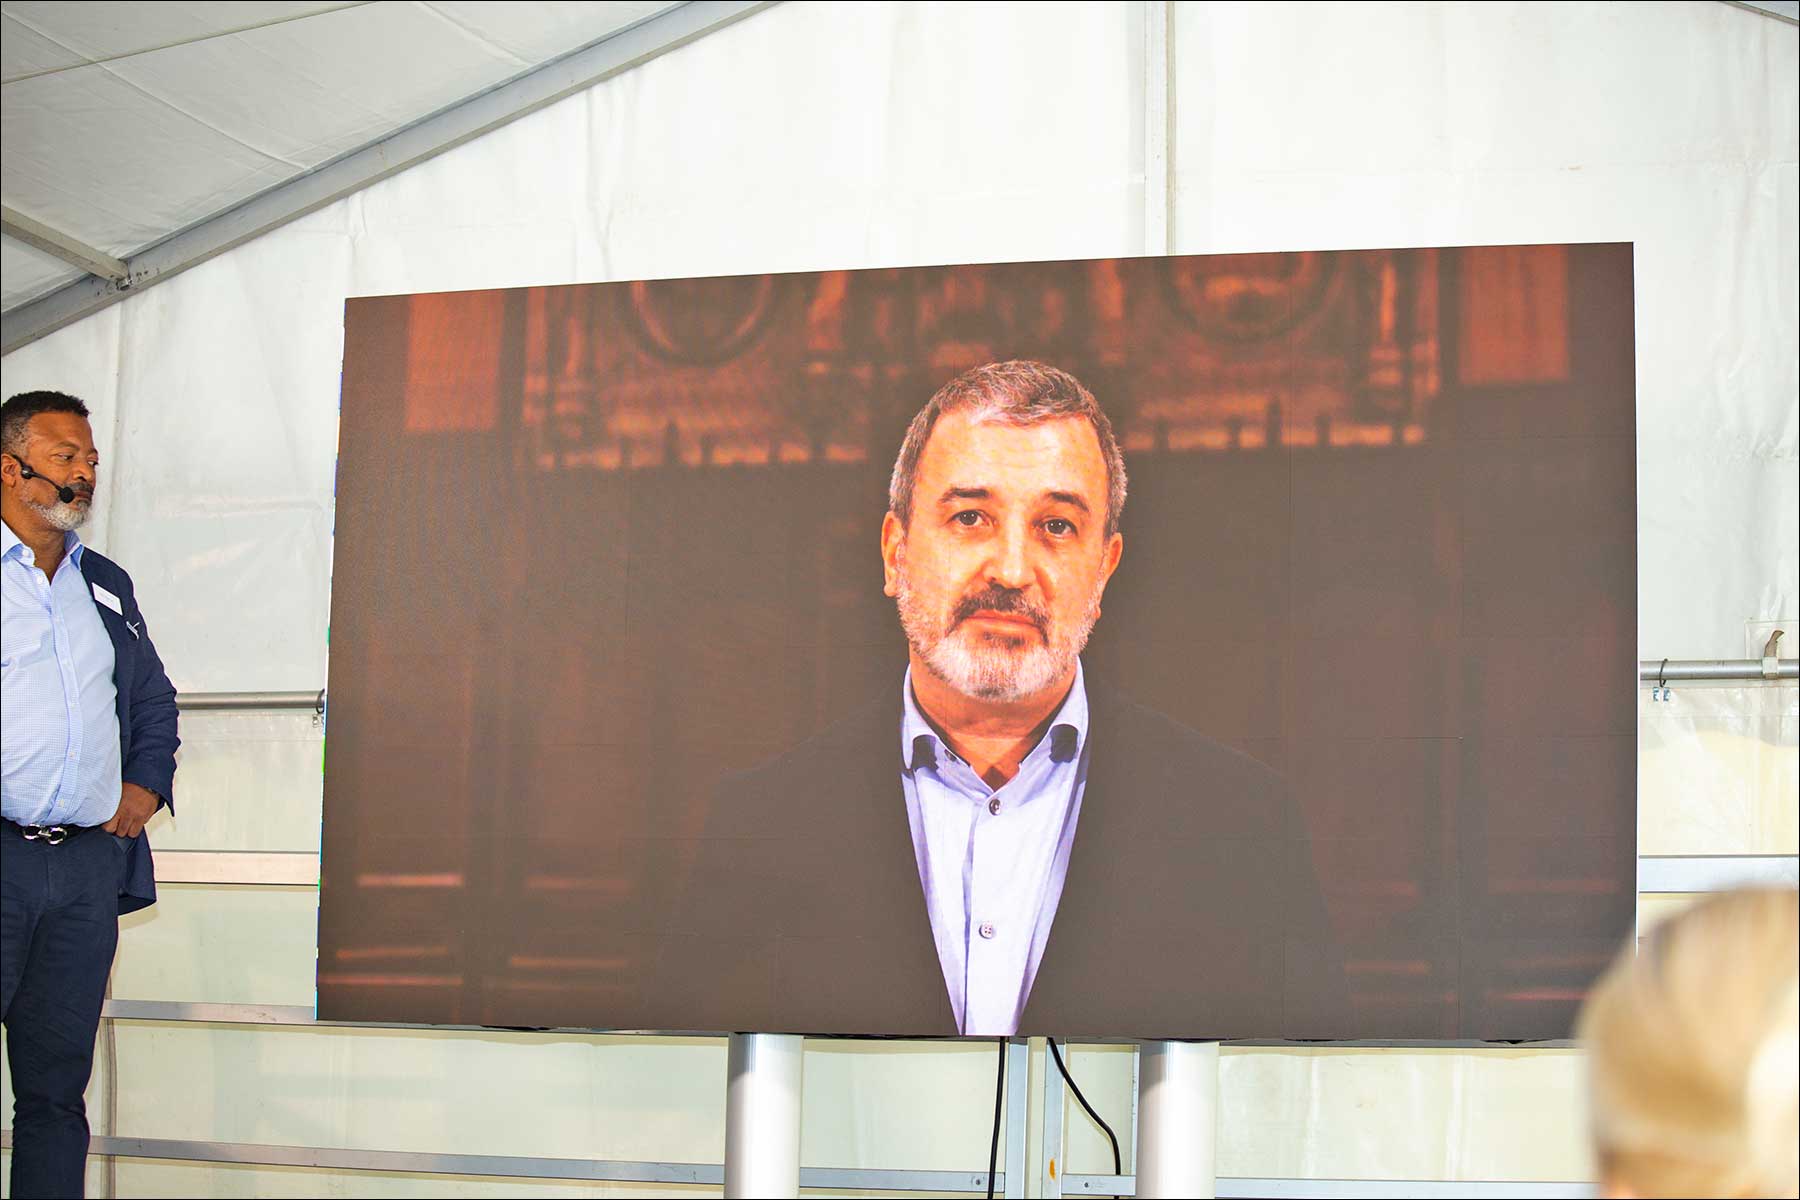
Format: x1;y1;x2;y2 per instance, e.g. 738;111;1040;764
900;659;1089;772
0;521;84;567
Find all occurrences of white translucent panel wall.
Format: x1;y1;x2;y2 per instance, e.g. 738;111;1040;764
1640;685;1799;855
3;1;1796;1196
1168;1;1798;659
1040;1043;1593;1183
149;711;324;853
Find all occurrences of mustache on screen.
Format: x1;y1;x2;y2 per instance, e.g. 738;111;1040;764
949;585;1049;640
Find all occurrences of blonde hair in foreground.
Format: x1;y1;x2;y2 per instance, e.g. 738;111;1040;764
1578;887;1799;1198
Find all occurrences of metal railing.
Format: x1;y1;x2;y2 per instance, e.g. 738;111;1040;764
177;690;322;711
170;652;1798;716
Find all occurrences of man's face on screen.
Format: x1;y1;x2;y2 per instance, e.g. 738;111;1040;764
882;410;1123;706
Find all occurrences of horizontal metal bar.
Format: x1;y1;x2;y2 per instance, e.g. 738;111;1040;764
1217;1182;1594;1199
0;1133;719;1186
1638;658;1796;682
177;690;323;711
0;1133;1596;1197
1;0;775;354
1639;854;1798;893
1223;1038;1576;1049
160;660;1800;713
105;1000;318;1025
99;999;759;1039
97;999;1584;1051
1065;1179;1594;1198
0;1132;1006;1192
151;665;1800;712
806;1166;1005;1192
153;852;1796;894
154;850;318;885
1060;1177;1132;1197
1;205;129;283
158;660;1800;716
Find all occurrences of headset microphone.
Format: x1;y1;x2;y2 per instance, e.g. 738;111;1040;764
16;462;78;505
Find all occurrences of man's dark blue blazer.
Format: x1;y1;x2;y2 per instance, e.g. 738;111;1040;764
77;547;179;913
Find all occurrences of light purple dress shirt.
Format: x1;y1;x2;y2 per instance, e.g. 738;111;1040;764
899;661;1091;1036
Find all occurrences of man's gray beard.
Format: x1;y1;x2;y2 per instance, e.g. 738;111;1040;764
894;566;1103;705
23;495;89;531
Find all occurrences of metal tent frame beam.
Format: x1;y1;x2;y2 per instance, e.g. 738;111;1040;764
1;206;129;284
0;0;775;355
1721;0;1799;25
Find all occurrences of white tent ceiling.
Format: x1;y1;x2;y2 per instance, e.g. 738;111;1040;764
1;1;674;310
2;0;1793;337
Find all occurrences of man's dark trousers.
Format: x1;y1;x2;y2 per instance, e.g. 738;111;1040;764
1;823;122;1199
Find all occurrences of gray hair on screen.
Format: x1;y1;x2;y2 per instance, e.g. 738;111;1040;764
887;360;1128;536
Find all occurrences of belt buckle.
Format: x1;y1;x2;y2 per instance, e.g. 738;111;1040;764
22;824;70;845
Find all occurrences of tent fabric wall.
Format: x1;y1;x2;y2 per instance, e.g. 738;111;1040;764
2;1;1795;1193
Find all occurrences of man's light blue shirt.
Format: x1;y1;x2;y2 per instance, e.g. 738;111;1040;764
900;661;1091;1036
1;520;121;827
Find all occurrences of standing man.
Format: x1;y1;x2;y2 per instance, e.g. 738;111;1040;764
1;390;178;1198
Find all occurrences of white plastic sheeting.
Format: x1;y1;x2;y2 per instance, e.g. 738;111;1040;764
1641;683;1798;854
1;1;1795;1193
1168;1;1798;659
0;2;675;307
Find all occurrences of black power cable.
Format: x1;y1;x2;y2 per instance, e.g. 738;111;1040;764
1047;1037;1123;1189
986;1036;1007;1199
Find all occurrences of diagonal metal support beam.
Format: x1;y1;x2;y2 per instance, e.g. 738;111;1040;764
1;0;776;356
1719;1;1799;25
2;205;130;284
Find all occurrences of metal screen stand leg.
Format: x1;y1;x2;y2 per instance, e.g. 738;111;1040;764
1004;1039;1029;1198
725;1033;803;1198
1134;1041;1218;1198
1039;1039;1066;1198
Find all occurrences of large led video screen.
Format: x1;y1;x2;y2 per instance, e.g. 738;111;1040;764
319;243;1636;1040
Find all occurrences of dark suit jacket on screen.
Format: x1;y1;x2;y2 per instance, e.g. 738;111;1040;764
653;679;1344;1040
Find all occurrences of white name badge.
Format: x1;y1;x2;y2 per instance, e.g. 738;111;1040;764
92;583;123;615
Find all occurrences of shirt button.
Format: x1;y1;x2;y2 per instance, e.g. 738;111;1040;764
987;797;1001;815
978;922;997;939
